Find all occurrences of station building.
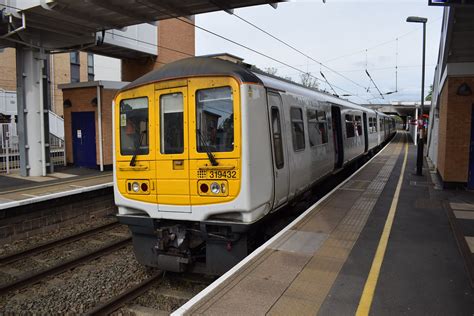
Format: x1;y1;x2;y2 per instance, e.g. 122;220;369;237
0;18;195;171
428;7;474;189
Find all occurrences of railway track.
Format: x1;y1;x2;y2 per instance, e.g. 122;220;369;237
0;237;131;295
0;221;120;265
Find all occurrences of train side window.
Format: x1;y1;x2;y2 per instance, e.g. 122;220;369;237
355;115;363;136
291;107;305;151
307;109;319;147
318;111;328;144
345;114;355;138
160;93;184;154
368;118;373;133
271;107;284;169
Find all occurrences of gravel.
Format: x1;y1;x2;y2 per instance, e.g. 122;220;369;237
0;216;118;257
0;246;148;314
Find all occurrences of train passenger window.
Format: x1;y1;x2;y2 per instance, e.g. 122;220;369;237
271;107;284;169
196;86;234;153
119;97;149;156
355;116;363;136
160;93;184;154
307;109;319;147
345;114;355;138
318;111;328;144
291;107;305;151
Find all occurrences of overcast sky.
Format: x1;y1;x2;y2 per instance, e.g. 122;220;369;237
195;0;443;104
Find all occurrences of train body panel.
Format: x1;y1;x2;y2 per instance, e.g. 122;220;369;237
112;57;397;274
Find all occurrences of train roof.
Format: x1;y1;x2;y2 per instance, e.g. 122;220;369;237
120;57;391;119
122;57;262;90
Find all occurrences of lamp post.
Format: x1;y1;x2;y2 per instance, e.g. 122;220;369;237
407;16;427;176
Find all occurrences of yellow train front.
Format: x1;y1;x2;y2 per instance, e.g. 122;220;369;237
114;57;273;274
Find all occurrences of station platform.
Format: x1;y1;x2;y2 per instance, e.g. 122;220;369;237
175;132;474;315
0;168;112;210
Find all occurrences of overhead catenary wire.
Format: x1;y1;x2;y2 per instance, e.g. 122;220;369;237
230;12;369;93
365;70;384;100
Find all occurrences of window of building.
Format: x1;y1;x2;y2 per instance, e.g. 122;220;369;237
271;107;284;169
355;115;363;136
87;53;94;81
291;107;305;151
70;52;80;83
345;114;355;138
161;93;184;154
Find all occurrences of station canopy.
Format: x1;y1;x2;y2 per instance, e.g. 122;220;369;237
0;0;281;53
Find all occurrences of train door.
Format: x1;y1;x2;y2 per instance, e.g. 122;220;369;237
363;113;369;152
155;86;191;212
331;105;344;168
267;92;289;208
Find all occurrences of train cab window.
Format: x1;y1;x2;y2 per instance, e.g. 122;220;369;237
355;115;363;136
291;107;305;151
345;114;355;138
307;109;319;147
120;97;149;156
196;86;234;153
271;107;284;169
160;93;184;154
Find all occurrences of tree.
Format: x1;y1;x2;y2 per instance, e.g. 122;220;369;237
264;67;278;75
425;84;433;101
300;72;319;89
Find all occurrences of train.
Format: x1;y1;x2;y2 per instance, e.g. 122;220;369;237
113;56;396;275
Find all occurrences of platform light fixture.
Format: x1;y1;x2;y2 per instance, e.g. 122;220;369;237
406;16;427;176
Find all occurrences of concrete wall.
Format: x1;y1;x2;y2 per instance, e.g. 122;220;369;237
437;76;474;184
122;18;195;82
62;86;116;167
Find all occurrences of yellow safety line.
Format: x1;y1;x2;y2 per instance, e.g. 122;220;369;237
356;135;409;316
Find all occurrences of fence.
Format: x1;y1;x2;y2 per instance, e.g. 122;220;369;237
0;122;65;174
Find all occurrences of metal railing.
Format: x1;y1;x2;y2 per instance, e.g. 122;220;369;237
0;122;66;174
0;122;20;174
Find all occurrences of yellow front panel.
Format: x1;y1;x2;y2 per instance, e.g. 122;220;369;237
114;85;157;204
155;86;190;208
114;76;242;208
187;77;241;205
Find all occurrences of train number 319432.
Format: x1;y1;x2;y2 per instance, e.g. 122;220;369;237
208;170;237;179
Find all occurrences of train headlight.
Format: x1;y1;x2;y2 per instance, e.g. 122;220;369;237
210;182;220;194
132;182;140;192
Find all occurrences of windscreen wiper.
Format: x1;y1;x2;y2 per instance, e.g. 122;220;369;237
129;132;145;166
197;129;218;166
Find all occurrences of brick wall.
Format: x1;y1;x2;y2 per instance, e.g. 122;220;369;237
437;76;474;184
0;188;116;244
0;48;16;91
122;18;195;82
62;86;117;166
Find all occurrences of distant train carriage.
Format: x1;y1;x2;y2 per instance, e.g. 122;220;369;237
113;57;396;274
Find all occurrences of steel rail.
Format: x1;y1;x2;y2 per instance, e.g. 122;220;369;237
0;221;120;265
87;272;164;315
0;237;131;295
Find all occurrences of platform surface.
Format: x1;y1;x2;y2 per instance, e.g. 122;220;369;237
0;167;112;209
175;132;474;315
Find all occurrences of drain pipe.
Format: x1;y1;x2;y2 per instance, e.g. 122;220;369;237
97;84;104;172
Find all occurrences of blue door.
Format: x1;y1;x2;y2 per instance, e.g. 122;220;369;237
468;104;474;189
72;112;97;168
